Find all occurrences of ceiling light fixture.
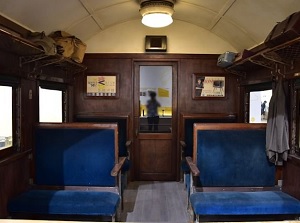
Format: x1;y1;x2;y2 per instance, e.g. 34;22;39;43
140;0;175;28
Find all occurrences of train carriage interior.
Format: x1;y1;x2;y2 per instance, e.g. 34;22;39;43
1;0;300;222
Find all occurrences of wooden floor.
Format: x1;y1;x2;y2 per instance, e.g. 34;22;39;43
120;181;191;222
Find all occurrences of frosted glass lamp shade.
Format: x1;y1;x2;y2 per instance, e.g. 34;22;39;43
142;13;173;28
140;0;174;28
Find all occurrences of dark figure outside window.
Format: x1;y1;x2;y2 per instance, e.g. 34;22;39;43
261;100;267;120
146;91;161;131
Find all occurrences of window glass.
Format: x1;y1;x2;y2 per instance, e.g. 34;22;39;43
0;85;13;150
39;87;63;122
139;66;172;133
249;89;272;123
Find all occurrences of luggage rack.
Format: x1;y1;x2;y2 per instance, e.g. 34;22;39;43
226;36;300;77
0;28;43;55
20;54;87;75
0;28;87;75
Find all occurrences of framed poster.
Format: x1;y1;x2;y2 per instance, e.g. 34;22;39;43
86;74;119;98
192;74;226;99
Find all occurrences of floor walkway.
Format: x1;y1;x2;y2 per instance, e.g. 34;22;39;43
120;181;191;222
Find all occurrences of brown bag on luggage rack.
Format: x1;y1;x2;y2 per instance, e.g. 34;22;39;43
72;37;87;63
49;31;74;57
49;31;87;63
27;31;57;55
264;11;300;47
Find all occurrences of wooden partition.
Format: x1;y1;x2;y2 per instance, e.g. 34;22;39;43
282;155;300;200
179;113;237;140
0;151;31;217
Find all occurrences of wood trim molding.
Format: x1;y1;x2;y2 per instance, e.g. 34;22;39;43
0;150;31;167
0;15;31;38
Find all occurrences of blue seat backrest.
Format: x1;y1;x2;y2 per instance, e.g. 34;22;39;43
195;124;275;187
184;117;236;157
76;117;128;157
35;124;118;187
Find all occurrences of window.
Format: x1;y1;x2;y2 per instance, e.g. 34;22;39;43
38;82;68;123
39;86;64;122
0;77;20;156
139;65;172;133
0;85;13;150
244;82;272;123
249;90;272;123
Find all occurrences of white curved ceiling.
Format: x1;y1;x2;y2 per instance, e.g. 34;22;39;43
0;0;299;51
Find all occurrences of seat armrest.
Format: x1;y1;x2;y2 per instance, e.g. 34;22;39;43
125;140;132;147
180;141;187;159
180;140;186;148
111;157;127;176
186;156;200;176
125;140;131;159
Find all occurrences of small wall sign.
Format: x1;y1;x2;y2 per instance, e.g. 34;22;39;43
192;74;226;99
86;74;119;98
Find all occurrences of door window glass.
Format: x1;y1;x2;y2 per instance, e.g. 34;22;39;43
139;66;172;132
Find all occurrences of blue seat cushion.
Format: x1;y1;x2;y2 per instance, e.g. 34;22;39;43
8;190;120;216
190;191;300;215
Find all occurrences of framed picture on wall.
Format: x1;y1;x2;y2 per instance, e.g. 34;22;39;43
86;74;119;98
192;73;226;99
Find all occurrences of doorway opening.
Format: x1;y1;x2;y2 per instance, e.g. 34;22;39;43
133;61;178;181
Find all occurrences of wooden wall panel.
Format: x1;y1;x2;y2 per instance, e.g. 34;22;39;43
0;153;30;217
20;78;36;151
240;68;272;86
178;58;238;114
282;155;300;200
76;54;239;117
0;51;19;76
74;57;133;115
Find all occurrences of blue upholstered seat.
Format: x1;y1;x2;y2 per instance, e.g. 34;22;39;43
8;190;120;216
191;191;300;215
75;117;130;172
7;123;123;220
181;116;236;188
34;127;117;187
195;129;275;187
188;123;300;220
